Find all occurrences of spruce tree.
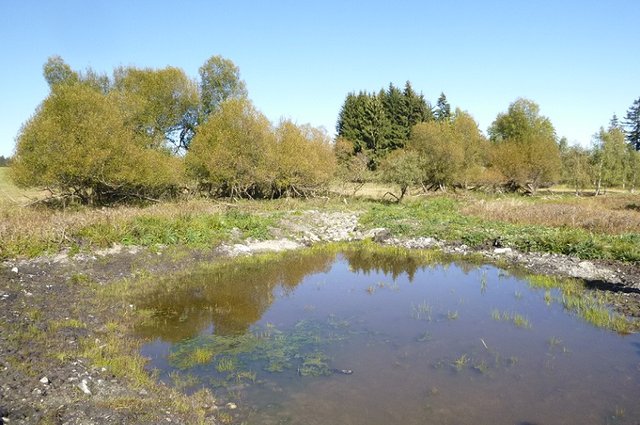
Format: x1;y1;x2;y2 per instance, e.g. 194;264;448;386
435;92;451;122
609;114;622;131
403;81;433;127
624;97;640;151
380;83;409;149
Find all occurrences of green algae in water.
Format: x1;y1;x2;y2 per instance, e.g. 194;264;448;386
167;318;349;381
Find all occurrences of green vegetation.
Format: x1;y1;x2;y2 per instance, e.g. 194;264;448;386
360;196;640;262
336;82;432;168
525;274;638;334
78;209;278;248
165;319;345;381
624;97;640;151
491;309;532;329
11;55;335;204
410;300;433;321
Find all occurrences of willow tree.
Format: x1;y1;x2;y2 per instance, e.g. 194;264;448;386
272;120;336;197
11;83;183;204
185;99;274;198
113;66;199;152
488;99;561;194
199;55;248;118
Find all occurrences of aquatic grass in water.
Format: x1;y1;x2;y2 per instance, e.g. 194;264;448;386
411;301;433;321
167;319;349;379
490;309;531;329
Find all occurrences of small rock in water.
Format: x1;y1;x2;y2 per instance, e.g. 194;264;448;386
226;402;237;410
39;377;50;385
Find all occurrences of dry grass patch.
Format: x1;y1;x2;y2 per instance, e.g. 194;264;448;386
462;194;640;235
0;167;45;206
0;199;230;258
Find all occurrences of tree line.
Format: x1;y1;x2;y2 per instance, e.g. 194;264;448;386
11;55;640;204
11;56;335;204
336;84;640;197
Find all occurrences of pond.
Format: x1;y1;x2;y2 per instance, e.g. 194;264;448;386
136;247;640;424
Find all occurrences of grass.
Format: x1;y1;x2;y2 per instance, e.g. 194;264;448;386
463;194;640;235
525;273;638;334
491;309;532;329
2;173;639;263
0;198;282;259
452;354;469;371
410;300;433;321
359;195;640;262
0;167;44;206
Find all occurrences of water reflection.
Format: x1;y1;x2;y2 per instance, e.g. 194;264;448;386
134;250;335;340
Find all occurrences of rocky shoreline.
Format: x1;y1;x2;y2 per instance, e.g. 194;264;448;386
1;209;639;424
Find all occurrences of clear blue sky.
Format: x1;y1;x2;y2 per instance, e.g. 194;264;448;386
1;0;639;157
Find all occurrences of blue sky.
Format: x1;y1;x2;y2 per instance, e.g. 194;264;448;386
1;0;639;157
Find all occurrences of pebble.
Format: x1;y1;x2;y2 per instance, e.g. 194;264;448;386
11;267;18;273
226;402;237;410
78;379;91;395
39;377;50;385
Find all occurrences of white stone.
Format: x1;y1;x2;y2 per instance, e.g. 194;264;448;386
11;267;18;273
78;379;91;395
494;247;513;254
226;402;237;410
39;377;50;385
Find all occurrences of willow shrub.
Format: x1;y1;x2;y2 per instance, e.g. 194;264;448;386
11;83;183;204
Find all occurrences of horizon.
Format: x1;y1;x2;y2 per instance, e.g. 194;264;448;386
1;0;639;157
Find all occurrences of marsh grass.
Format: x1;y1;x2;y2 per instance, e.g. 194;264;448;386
80;328;153;389
411;301;433;321
526;273;638;334
463;194;640;235
216;357;237;373
168;371;200;392
490;309;531;329
49;318;86;331
0;198;282;259
452;354;469;371
360;196;640;262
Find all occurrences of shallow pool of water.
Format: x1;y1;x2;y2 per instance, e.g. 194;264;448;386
138;249;640;425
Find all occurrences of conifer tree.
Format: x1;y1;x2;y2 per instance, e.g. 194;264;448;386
624;97;640;151
434;92;451;122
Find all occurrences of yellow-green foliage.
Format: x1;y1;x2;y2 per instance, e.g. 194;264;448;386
186;98;274;197
273;120;336;196
112;66;199;149
11;83;183;204
187;99;335;198
390;110;487;192
489;99;561;193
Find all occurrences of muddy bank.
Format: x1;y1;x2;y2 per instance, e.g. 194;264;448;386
1;209;639;424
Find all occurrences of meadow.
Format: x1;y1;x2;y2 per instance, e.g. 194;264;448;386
1;168;639;262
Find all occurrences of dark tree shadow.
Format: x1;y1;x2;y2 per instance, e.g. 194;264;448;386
583;279;640;295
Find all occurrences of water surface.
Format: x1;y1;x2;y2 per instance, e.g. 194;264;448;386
138;249;640;425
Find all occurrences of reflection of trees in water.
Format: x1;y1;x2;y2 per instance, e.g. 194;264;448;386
343;248;428;282
134;251;335;341
343;247;482;282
